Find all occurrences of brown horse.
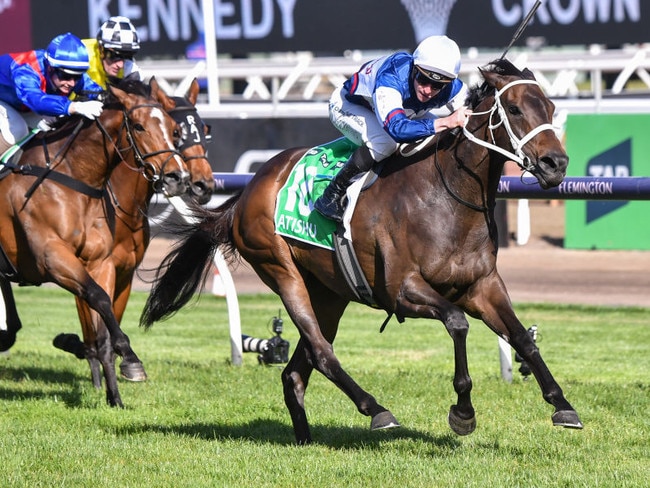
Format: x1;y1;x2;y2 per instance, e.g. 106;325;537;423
141;59;582;443
61;78;214;386
0;80;188;407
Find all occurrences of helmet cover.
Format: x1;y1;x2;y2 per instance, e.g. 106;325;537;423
44;32;89;74
97;16;140;53
413;35;461;81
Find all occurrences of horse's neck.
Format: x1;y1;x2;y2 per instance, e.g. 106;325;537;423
109;161;154;217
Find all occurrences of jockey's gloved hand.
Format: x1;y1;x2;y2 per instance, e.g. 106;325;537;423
37;119;53;132
69;100;104;120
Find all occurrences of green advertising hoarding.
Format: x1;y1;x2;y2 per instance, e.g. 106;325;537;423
564;114;650;250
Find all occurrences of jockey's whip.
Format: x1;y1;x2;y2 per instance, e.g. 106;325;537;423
500;0;542;60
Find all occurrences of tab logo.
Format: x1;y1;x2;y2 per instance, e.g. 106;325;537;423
585;139;631;223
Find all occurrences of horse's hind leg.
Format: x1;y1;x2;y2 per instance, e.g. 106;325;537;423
282;338;316;444
281;282;357;444
268;270;397;443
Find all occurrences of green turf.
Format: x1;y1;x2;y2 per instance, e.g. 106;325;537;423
1;287;648;487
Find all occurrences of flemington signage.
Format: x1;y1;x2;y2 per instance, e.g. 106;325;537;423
565;115;650;250
22;0;648;56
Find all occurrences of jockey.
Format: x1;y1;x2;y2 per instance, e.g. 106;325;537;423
84;16;141;89
0;32;104;155
314;35;472;222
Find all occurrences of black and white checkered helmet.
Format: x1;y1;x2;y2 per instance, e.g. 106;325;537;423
97;16;140;53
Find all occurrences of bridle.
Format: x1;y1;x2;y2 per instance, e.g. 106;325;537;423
462;79;556;172
399;77;557;218
98;102;185;191
400;79;556;173
122;103;186;186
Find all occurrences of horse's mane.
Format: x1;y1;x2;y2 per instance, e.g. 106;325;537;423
104;77;151;105
465;58;535;110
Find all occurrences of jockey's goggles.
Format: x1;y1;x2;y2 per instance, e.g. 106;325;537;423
53;68;83;81
103;49;134;62
414;66;451;90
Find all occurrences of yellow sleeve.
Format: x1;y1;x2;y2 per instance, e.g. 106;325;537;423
82;39;109;90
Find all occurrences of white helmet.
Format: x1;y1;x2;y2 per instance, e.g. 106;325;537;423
97;16;140;53
413;35;461;81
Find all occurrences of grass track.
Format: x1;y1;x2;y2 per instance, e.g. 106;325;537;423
1;287;648;487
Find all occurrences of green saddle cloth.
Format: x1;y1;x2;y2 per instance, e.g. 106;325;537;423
274;137;358;250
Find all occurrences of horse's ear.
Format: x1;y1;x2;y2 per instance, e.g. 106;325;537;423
108;84;130;108
480;67;500;88
187;78;200;106
522;67;536;81
150;77;176;111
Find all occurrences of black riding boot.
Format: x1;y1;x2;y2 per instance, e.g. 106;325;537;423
314;147;373;222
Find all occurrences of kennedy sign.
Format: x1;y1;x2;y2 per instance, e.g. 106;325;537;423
26;0;647;56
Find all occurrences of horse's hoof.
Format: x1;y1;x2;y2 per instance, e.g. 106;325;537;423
552;410;583;429
448;406;476;436
370;411;400;431
120;361;148;382
52;333;86;360
0;331;17;352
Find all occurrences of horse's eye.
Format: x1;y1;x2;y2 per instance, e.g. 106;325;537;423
133;123;145;132
508;105;521;116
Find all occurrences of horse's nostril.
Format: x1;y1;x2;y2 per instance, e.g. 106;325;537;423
540;153;568;173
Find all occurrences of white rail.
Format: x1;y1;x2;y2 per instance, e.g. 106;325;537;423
140;46;650;118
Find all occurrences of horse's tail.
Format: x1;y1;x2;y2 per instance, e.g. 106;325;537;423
140;193;241;329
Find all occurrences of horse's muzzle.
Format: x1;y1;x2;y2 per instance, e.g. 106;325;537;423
534;151;569;189
161;170;190;197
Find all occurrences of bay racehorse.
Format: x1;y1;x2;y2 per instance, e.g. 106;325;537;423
165;79;215;205
56;78;214;387
0;80;188;407
141;59;583;443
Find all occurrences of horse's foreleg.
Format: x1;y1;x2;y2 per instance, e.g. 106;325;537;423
57;274;135;406
112;279;147;382
0;278;22;351
82;285;125;408
73;297;102;388
445;309;476;435
509;321;582;428
398;282;476;435
470;275;583;429
75;294;121;405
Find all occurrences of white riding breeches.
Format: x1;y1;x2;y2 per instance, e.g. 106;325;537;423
328;87;398;162
0;101;41;145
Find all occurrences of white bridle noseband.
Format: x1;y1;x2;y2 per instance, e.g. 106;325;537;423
462;79;556;171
